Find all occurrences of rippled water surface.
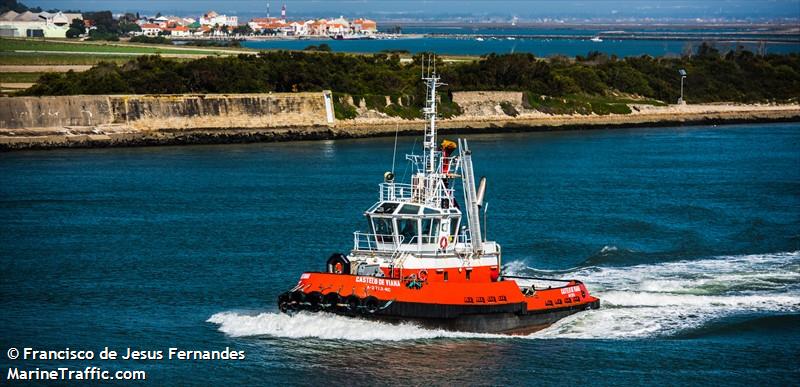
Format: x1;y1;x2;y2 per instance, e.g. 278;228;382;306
242;35;800;56
1;123;799;385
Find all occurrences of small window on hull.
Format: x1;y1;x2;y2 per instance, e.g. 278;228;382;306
444;272;449;281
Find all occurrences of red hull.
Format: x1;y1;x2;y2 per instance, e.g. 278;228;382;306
278;272;600;334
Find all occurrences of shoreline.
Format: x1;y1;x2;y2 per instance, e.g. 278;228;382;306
1;101;797;151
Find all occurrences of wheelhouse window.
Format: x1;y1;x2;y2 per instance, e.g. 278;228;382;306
421;218;441;243
374;202;399;214
450;217;460;239
372;217;395;243
396;218;419;244
398;204;420;215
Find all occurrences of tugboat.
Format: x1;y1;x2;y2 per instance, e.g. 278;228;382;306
278;59;600;334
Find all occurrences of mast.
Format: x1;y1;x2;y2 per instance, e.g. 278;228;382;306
422;55;444;175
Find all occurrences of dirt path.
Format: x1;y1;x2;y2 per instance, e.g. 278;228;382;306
0;65;93;72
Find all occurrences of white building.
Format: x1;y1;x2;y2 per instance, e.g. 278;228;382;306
352;18;377;34
152;15;169;27
139;23;162;37
289;20;310;36
165;26;190;37
200;11;238;27
0;10;82;38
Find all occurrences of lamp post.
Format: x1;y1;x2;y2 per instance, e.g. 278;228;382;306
678;69;687;105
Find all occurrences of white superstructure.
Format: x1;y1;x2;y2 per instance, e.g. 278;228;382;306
348;56;499;277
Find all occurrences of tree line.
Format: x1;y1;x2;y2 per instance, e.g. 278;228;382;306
20;45;800;107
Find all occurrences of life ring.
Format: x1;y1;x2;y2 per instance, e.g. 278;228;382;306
418;269;428;282
439;236;449;249
334;262;344;274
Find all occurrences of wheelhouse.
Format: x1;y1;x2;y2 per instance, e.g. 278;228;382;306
355;200;462;253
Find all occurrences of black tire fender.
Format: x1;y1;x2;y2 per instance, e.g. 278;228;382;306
277;292;292;313
346;295;361;313
306;291;323;311
322;292;342;309
363;296;380;314
290;291;306;304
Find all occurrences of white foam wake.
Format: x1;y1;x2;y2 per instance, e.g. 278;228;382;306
207;311;502;341
208;251;800;341
532;251;800;338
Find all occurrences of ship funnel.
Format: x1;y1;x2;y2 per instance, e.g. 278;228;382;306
476;176;487;207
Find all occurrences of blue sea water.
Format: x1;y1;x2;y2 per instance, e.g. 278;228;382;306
242;26;800;56
243;37;800;57
1;123;799;385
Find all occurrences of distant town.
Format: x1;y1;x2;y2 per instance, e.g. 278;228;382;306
0;2;381;40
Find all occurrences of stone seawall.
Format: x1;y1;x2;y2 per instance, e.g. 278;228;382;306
0;92;332;130
0;92;335;149
1;91;798;150
452;91;524;116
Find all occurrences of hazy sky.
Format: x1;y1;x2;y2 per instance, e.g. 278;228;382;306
22;0;800;20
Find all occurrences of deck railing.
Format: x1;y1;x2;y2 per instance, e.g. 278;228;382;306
353;232;403;252
379;183;414;202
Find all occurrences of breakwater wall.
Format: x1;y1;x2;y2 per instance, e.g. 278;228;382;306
0;92;333;130
0;92;335;148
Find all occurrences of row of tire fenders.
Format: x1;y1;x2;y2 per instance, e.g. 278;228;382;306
278;289;393;315
278;286;589;313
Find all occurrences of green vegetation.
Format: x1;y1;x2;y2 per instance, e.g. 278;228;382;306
129;36;173;45
304;43;332;52
81;11;121;41
446;46;799;104
182;40;242;48
524;93;636;115
231;25;253;36
500;101;519;117
15;44;800;119
66;18;85;39
381;49;411;55
332;94;357;120
0;0;63;13
438;96;462;118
